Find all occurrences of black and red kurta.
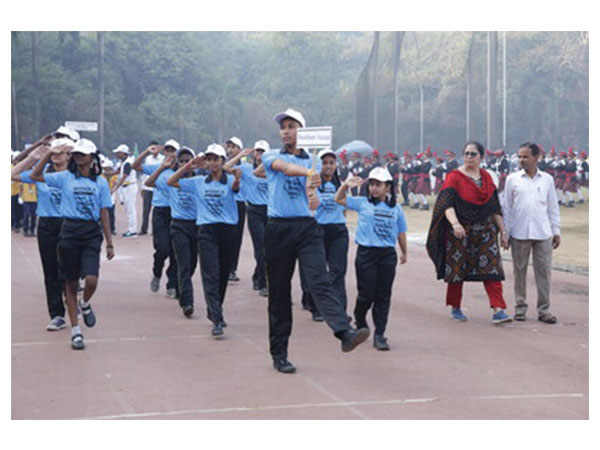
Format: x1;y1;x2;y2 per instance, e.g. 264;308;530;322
426;169;504;283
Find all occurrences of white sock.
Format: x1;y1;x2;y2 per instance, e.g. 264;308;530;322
80;299;91;308
577;189;584;201
420;194;428;205
566;192;574;202
71;325;82;337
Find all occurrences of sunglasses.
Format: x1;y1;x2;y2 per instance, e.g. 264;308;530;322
463;152;480;158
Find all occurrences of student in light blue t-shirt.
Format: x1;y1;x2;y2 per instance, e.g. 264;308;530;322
11;138;73;332
223;140;270;297
335;166;408;351
146;147;198;319
132;140;180;299
30;139;115;351
299;148;350;323
168;144;241;338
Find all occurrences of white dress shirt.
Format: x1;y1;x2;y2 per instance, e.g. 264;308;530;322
503;169;561;240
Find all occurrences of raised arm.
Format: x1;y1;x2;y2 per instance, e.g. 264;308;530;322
14;134;52;163
145;154;175;188
335;176;364;207
132;144;161;172
224;148;252;172
253;164;266;178
11;146;46;181
30;146;63;182
167;155;198;188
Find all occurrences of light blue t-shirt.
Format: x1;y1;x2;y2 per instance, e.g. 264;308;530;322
45;171;112;222
239;163;269;206
156;169;196;221
20;168;62;218
179;173;239;225
262;148;313;218
142;163;170;207
315;181;346;225
346;196;407;248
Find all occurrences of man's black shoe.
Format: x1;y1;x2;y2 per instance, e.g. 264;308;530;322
212;321;224;336
183;305;194;318
252;278;260;291
538;314;557;324
373;335;390;351
273;359;296;374
311;311;324;322
228;272;240;282
341;327;370;352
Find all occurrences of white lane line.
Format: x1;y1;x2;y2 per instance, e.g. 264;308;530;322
81;397;439;420
476;393;584;400
12;334;212;348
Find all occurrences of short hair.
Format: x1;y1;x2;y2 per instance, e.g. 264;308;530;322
519;142;540;157
463;141;484;157
148;140;160;146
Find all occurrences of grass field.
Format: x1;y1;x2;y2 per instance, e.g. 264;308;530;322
345;188;589;274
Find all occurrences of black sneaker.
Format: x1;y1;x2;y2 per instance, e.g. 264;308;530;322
150;276;160;292
420;204;429;211
259;287;269;298
273;359;296;374
410;203;420;209
228;272;240;282
538;314;557;324
341;327;370;352
183;305;194;318
311;311;324;322
373;335;390;351
79;299;96;328
71;334;85;350
211;321;224;337
252;278;260;291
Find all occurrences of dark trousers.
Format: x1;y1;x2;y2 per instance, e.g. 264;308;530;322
198;223;236;323
170;219;198;309
23;201;37;234
246;203;268;289
401;180;409;203
37;217;65;319
140;190;153;233
11;195;22;228
301;223;349;313
230;201;246;273
354;245;397;336
265;217;351;360
107;205;116;233
152;207;177;290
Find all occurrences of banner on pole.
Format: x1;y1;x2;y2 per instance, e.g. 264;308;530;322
297;126;332;149
65;121;98;132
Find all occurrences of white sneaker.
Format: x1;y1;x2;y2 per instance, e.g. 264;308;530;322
46;316;67;331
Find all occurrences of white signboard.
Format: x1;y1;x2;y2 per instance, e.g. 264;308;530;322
65;121;98;132
297;126;332;149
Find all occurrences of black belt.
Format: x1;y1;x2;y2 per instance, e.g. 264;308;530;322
268;216;313;223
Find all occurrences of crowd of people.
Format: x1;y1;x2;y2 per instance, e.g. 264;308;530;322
10;109;579;373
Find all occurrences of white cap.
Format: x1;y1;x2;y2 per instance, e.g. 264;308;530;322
51;138;75;149
11;150;20;158
205;143;227;159
164;139;181;151
368;167;393;183
55;126;80;142
318;148;336;159
226;137;243;149
274;108;306;128
253;140;270;152
178;146;196;158
99;155;114;168
112;144;130;154
70;138;97;155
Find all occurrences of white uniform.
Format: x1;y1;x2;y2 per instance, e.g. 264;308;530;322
118;155;138;234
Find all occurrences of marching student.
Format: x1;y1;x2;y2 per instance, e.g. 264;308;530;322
256;108;370;374
168;144;241;337
112;144;138;237
20;176;38;237
30;139;114;350
11;138;73;331
146;147;198;318
100;155;118;235
223;140;270;297
335;167;408;351
225;136;246;282
132;140;180;298
302;148;350;322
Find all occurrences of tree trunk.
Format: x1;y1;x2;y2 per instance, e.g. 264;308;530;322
12;82;19;149
393;31;405;156
98;32;105;151
486;31;499;149
465;32;475;141
32;31;41;139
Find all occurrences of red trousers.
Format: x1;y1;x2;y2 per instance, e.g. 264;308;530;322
446;280;506;309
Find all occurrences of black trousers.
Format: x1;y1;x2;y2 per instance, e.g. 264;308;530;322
11;195;22;228
22;201;37;234
37;217;65;319
265;217;351;360
301;223;349;313
230;201;246;273
198;223;236;323
107;205;116;233
246;203;268;289
401;180;409;203
152;207;177;290
354;245;397;336
170;219;198;309
140;190;153;233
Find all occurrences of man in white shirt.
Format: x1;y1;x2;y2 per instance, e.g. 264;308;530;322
503;142;561;324
112;144;138;238
139;141;164;235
